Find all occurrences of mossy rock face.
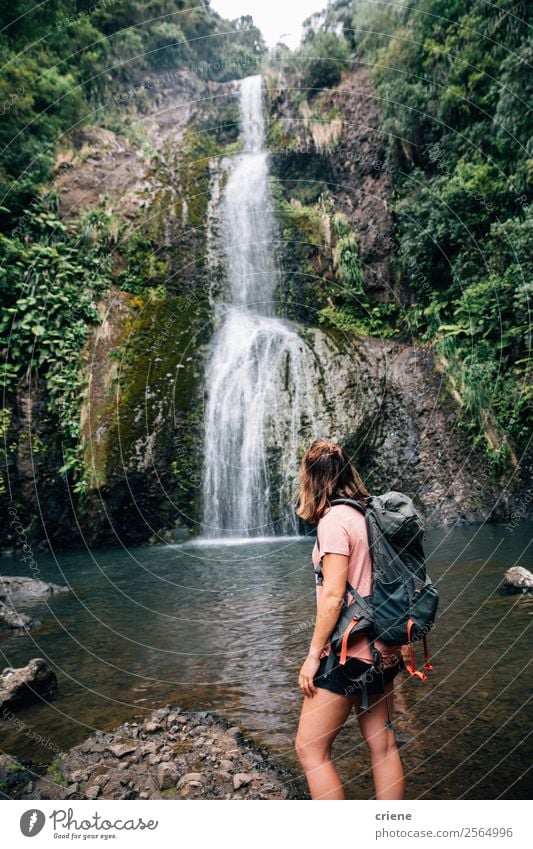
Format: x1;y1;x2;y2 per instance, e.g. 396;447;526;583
270;149;335;206
139;128;219;298
74;88;245;545
82;292;210;546
0;383;84;551
270;184;334;324
197;94;241;147
265;116;299;154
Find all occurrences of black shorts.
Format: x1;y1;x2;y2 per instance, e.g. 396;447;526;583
313;654;405;698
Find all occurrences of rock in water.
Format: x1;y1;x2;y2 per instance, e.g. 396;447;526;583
0;576;70;633
0;601;40;632
0;659;58;710
502;566;533;594
0;576;70;602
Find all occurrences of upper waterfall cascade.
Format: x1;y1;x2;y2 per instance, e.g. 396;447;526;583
201;75;320;538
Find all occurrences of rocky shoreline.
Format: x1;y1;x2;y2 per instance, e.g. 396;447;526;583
6;705;306;801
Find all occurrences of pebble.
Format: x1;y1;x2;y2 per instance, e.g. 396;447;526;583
85;785;100;799
233;772;253;790
177;772;206;789
106;743;138;759
157;762;179;790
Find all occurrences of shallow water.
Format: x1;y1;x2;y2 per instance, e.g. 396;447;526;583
1;521;531;799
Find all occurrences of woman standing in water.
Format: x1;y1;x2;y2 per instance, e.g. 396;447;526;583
295;438;405;800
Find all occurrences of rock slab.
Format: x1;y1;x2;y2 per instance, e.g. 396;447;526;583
0;576;70;603
0;658;58;710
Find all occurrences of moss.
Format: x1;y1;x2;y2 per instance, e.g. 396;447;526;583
0;406;14;497
87;290;210;527
137;125;226;295
271;185;332;322
119;233;169;294
265;117;298;153
161;786;178;797
179;129;219;229
47;755;68;787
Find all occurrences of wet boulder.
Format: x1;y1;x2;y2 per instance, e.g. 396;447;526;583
0;576;70;604
0;659;58;710
501;566;533;594
0;601;40;632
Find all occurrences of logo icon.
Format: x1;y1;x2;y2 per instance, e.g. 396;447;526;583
20;809;46;837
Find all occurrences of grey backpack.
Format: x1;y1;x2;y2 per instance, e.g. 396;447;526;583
315;492;439;708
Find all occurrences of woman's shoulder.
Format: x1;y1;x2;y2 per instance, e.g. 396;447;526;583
320;502;364;518
318;503;364;531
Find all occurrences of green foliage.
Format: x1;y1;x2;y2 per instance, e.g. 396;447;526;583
146;23;191;70
119;233;169;294
322;211;399;335
0;205;113;490
272;0;531;461
0;406;14;496
47;755;68;787
78;206;123;248
333;232;364;293
266;117;298;153
292;32;351;92
319;303;401;338
352;0;532;461
0;1;265;222
0;51;86;219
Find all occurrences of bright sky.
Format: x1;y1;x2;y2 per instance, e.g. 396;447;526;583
210;0;326;50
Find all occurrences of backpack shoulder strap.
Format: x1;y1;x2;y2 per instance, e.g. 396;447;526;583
329;497;368;516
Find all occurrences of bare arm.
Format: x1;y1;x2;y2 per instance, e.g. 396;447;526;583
298;552;348;697
308;552;349;657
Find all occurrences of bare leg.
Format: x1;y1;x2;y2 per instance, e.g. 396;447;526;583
354;679;405;800
295;687;354;799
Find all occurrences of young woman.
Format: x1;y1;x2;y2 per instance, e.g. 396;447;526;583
295;437;405;800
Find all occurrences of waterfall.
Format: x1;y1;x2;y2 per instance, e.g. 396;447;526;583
201;75;319;539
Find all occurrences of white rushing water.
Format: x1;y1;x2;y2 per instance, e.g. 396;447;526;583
201;75;319;538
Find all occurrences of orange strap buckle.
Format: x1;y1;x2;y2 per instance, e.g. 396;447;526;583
404;618;430;681
339;618;358;665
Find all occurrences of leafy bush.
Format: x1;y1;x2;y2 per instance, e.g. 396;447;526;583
350;0;533;460
297;32;350;91
333;232;364;293
0;205;113;489
0;1;266;224
276;0;532;461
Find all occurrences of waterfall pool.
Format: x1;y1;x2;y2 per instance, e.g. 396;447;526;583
1;521;531;799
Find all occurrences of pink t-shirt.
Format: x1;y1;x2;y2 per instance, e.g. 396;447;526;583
312;503;403;667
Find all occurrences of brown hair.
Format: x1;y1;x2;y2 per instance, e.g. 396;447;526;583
296;437;369;525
